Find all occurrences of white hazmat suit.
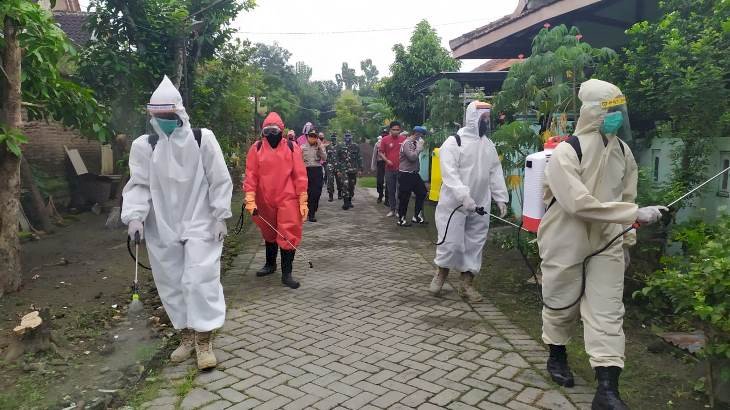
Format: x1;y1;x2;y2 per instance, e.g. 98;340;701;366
434;101;509;274
122;76;232;333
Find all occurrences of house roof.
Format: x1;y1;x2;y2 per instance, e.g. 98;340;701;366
413;71;509;95
53;11;90;46
471;59;522;72
450;0;659;59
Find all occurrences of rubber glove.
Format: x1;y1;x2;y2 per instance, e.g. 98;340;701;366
636;205;668;225
623;247;630;269
214;221;227;242
128;220;144;241
462;196;477;212
245;192;257;215
497;202;508;218
299;192;309;221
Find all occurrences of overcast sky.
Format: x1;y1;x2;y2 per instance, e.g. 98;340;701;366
80;0;519;81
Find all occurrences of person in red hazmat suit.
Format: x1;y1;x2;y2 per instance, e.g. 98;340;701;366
244;112;308;289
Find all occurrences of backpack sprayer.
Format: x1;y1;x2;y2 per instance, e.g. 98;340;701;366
516;139;730;310
435;135;730;310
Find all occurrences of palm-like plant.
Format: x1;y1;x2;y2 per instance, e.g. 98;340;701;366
494;24;616;134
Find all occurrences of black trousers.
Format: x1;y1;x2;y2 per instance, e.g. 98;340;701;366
306;166;324;217
376;161;386;197
398;171;427;219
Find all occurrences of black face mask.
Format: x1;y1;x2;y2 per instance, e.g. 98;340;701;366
478;119;490;138
265;132;283;148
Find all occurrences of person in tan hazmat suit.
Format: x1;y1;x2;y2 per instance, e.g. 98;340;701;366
537;79;667;410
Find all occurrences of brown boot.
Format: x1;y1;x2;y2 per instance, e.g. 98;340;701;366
459;272;484;303
170;329;195;363
429;267;449;296
195;331;217;370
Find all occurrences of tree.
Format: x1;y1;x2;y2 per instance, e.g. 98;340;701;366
1;0;109;296
329;91;365;139
427;79;462;131
493;24;615;134
335;62;358;91
606;0;730;191
358;59;379;97
191;40;257;152
380;20;460;126
80;0;255;135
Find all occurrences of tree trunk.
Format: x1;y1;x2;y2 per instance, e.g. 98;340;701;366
0;16;24;296
172;36;185;89
20;156;53;233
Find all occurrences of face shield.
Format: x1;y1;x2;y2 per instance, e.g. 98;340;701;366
592;95;632;141
147;103;181;136
477;109;491;138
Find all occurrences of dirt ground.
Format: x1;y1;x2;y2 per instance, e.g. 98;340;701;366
0;212;169;409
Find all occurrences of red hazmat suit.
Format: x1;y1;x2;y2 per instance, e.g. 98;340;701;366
244;113;308;249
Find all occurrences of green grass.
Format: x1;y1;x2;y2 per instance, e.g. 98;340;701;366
358;176;376;188
0;373;47;409
175;368;198;399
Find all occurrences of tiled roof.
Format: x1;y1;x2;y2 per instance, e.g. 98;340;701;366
471;59;522;72
53;11;90;46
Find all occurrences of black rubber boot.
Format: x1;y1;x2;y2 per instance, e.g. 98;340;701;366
280;249;300;289
256;242;278;277
377;195;383;203
328;193;334;202
592;367;629;410
547;344;575;387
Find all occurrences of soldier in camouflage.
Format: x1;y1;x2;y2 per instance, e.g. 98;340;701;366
336;132;363;210
325;134;342;202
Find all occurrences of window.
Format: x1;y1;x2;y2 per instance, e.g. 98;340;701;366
652;149;661;182
719;153;730;197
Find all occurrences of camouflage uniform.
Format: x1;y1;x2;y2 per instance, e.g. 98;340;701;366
335;142;362;204
325;142;342;199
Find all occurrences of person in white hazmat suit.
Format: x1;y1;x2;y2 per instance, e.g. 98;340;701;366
538;79;666;410
430;101;509;303
122;76;233;370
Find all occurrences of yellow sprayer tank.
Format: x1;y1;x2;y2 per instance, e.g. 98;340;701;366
429;147;442;201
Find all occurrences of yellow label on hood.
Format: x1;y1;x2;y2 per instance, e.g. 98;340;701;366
601;96;627;108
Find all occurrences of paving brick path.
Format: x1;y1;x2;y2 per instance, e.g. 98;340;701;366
139;188;592;410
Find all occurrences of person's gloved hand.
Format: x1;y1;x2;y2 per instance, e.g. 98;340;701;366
416;138;425;152
214;221;227;242
299;192;309;221
623;247;631;269
462;196;477;212
636;205;668;225
244;192;257;215
497;202;508;218
128;220;144;242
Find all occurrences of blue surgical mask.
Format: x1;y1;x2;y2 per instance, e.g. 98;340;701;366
156;118;179;135
600;111;624;135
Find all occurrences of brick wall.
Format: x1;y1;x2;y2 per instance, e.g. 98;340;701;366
23;120;102;179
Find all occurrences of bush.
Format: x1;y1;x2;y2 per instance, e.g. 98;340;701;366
638;214;730;382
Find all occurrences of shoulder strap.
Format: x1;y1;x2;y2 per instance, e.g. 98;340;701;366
565;135;582;163
256;140;263;151
147;134;158;150
454;135;461;147
148;129;202;151
288;140;294;152
617;139;626;156
193;128;202;147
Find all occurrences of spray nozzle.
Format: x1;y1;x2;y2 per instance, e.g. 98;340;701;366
475;207;487;216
